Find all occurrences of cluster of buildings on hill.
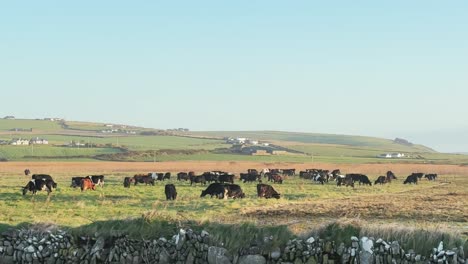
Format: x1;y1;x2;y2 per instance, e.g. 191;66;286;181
223;137;288;156
377;153;406;158
0;137;49;146
3;116;63;121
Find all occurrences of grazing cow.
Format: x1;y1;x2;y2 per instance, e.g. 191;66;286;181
282;169;296;176
200;183;226;198
403;174;418;184
71;177;85;188
336;175;354;187
177;172;190;181
386;171;397;181
133;174;155;186
87;175;104;187
22;179;54;195
412;172;424;179
257;184;280;199
425;173;437;181
81;178;95;191
223;184;245;199
240;173;258;183
218;173;234;184
190;175;206;186
358;175;372;186
24;169;31;176
331;169;341;179
247;169;258;175
164;172;171;180
165;184;177;200
374;176;388;185
268;174;283;184
32;174;53;181
123;177;133;188
31;174;57;188
202;172;218;183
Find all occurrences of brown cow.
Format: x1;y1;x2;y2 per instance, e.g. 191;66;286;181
81;178;95;192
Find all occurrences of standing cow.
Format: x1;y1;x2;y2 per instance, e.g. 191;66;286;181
165;184;177;200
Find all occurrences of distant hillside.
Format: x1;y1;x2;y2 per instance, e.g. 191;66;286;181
4;118;463;164
185;131;436;153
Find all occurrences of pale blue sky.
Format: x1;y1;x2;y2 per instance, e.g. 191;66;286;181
1;1;467;152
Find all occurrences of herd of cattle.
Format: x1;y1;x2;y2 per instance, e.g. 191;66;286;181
21;168;438;200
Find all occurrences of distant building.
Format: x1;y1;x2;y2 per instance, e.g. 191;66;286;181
377;153;405;158
10;138;30;145
30;137;49;145
44;117;63;121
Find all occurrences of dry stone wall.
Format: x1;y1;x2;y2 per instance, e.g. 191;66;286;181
0;228;465;264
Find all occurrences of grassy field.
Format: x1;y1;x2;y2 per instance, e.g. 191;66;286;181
0;145;122;160
186;131;435;152
0;162;466;238
0;119;62;132
1;119;467;165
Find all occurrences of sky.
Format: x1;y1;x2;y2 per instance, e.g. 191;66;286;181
0;1;467;152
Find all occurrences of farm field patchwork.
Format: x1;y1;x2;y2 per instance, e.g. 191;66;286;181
0;161;466;239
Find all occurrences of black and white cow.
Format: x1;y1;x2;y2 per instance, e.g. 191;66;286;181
22;179;55;195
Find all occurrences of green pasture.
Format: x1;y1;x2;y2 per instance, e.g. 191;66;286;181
188;131;434;152
0;172;454;229
0;145;121;160
64;121;114;131
0;172;465;255
0;119;61;132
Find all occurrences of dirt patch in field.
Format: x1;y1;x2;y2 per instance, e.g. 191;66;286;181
242;182;468;224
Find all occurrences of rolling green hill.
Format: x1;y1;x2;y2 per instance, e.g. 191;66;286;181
1;118;465;164
186;131;435;152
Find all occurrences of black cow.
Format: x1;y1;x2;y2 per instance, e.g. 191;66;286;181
24;169;31;176
337;176;354;187
247;169;258;175
22;179;54;195
218;173;234;184
374;176;387;185
358;175;372;186
404;174;418;184
270;174;283;184
32;174;53;181
282;169;296;176
224;184;245;199
87;175;104;187
190;175;206;186
386;171;397;181
425;173;437;181
177;172;190;181
71;177;85;188
133;174;155;186
165;184;177;200
257;184;280;199
240;173;258;183
200;183;225;198
412;172;424;179
164;172;171;180
202;172;219;183
123;177;133;188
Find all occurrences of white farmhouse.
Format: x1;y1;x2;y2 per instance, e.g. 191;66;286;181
10;138;30;145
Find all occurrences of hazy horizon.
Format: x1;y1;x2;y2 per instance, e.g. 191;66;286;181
1;1;467;152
